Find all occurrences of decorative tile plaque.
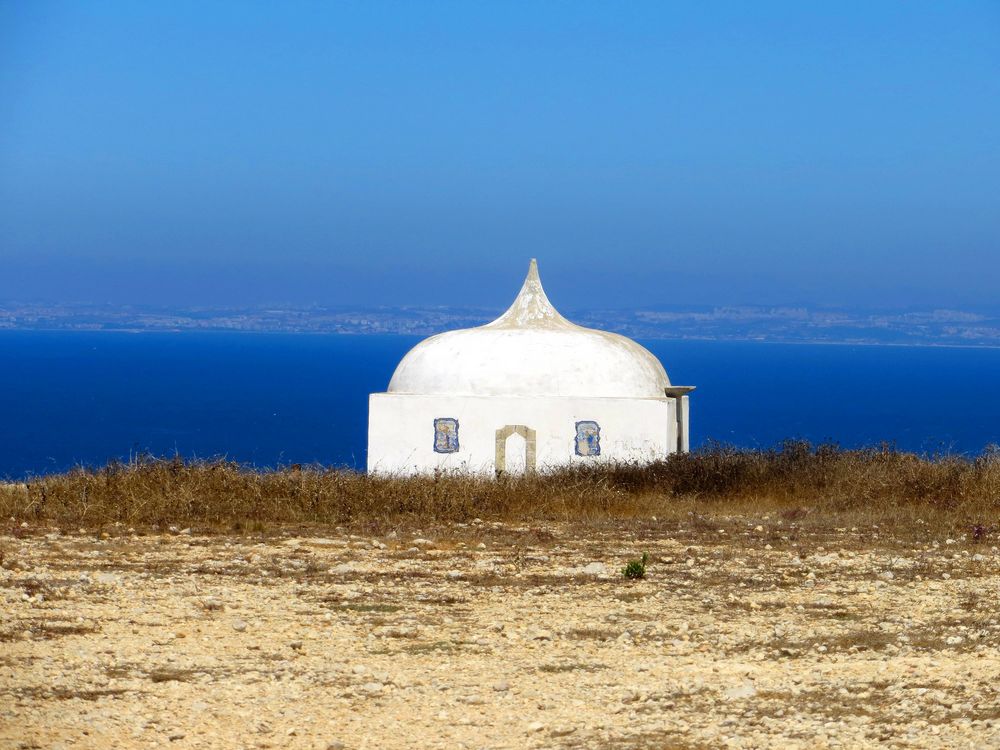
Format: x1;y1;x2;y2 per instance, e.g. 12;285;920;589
433;418;460;453
575;420;601;456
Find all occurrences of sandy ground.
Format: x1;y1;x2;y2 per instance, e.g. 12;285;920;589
2;519;999;749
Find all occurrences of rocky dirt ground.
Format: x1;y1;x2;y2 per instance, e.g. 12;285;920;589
2;517;999;749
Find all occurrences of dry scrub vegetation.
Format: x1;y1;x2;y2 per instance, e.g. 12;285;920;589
2;442;999;534
4;442;1000;749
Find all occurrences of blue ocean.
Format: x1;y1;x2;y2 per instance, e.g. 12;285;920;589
1;331;998;479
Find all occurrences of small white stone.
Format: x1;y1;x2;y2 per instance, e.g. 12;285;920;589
724;681;757;700
327;563;357;575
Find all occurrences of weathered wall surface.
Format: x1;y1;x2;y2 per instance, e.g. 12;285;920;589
368;394;675;475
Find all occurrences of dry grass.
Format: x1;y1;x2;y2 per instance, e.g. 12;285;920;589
537;662;608;673
2;442;999;534
0;618;100;642
5;686;135;702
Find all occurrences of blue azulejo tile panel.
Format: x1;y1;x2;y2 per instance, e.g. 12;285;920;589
575;420;600;456
434;418;460;453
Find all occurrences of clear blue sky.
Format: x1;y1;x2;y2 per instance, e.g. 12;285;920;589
2;1;998;310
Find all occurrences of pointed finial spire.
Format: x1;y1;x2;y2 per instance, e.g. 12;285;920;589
526;257;540;282
484;258;575;330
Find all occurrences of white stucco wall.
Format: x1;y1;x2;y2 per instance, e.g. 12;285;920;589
368;393;678;475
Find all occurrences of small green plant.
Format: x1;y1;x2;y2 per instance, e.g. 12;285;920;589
622;553;648;580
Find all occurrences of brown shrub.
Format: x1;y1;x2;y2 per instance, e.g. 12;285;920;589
1;442;998;531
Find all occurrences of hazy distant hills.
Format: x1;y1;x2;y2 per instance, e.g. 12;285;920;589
2;302;999;348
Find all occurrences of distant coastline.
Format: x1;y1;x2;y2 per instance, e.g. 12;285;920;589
2;301;1000;349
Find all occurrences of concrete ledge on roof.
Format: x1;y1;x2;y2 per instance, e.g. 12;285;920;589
664;386;696;398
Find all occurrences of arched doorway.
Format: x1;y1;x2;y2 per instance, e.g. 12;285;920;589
495;425;537;475
505;432;527;474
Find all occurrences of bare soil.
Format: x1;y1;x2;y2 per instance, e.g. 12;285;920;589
2;518;999;749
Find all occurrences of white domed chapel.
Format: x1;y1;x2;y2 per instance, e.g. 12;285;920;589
367;260;694;475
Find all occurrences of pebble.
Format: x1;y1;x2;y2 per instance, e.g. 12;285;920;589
232;619;248;632
328;563;358;574
724;681;757;700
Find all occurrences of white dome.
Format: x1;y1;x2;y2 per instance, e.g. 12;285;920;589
387;260;671;399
